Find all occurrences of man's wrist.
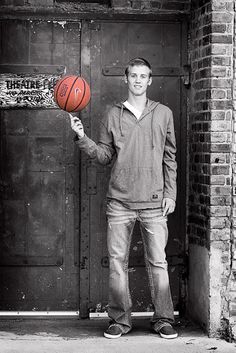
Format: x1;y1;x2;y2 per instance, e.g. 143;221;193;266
74;133;85;142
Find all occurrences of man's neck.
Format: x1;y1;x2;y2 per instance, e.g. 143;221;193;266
127;94;147;112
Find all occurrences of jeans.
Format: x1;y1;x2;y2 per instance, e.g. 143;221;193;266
106;199;175;332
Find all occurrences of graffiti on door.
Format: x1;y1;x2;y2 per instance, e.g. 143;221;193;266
0;74;59;108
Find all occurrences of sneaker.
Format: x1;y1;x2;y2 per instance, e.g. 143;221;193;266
104;323;123;339
153;322;178;339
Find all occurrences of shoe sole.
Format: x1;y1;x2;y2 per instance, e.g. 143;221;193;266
159;332;178;339
104;332;122;339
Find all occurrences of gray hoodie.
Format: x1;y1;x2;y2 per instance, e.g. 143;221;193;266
75;99;177;209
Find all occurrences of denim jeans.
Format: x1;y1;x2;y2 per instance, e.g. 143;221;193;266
106;199;175;332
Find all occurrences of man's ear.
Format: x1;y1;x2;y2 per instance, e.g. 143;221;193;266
148;76;152;86
124;75;128;83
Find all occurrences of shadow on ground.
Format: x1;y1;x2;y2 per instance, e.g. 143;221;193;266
0;317;235;353
0;317;202;339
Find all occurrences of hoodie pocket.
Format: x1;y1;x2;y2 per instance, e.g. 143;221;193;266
109;167;163;202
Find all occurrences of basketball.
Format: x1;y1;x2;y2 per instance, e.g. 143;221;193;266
54;75;91;112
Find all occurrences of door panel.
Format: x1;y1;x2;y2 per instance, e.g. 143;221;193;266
0;109;79;310
80;21;187;314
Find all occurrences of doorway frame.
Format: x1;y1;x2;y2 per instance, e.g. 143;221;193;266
79;16;189;318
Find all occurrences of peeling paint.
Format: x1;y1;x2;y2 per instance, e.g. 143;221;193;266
53;20;67;28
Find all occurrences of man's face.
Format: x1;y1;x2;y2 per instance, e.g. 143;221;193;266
126;65;152;97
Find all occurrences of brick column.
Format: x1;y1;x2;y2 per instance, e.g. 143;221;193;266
189;0;235;339
231;0;236;339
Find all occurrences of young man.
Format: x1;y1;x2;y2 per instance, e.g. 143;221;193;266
70;58;178;339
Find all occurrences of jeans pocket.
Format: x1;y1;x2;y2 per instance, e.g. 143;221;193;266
106;199;125;215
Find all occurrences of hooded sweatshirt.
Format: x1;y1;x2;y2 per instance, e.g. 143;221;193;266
75;99;177;209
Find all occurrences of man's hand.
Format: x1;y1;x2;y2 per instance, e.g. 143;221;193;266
162;197;176;217
69;113;85;139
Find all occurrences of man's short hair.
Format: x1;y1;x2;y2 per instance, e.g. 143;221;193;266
125;57;152;78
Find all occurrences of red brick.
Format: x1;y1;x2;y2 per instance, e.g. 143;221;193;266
211;34;233;44
27;0;54;5
210;144;231;154
212;56;231;66
209;206;231;217
210;196;231;206
111;0;131;7
211;79;232;88
209;100;232;110
210;121;231;131
211;165;230;175
211;132;231;143
212;12;233;23
211;90;226;99
1;0;24;4
210;175;227;185
211;23;227;33
211;44;232;55
210;217;229;229
211;228;231;241
211;111;226;120
210;153;227;164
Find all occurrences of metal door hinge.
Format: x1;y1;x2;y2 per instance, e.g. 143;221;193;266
181;64;191;87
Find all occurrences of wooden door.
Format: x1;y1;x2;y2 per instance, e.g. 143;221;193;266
0;19;82;311
0;109;80;310
80;20;188;317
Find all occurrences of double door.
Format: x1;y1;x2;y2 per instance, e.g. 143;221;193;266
0;19;187;314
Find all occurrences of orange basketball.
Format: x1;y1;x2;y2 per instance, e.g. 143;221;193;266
54;75;91;112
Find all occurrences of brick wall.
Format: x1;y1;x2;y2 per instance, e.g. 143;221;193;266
111;0;190;11
231;0;236;339
2;0;236;342
0;0;191;15
189;0;235;340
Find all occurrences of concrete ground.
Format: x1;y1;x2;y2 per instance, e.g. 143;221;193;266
0;317;236;353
